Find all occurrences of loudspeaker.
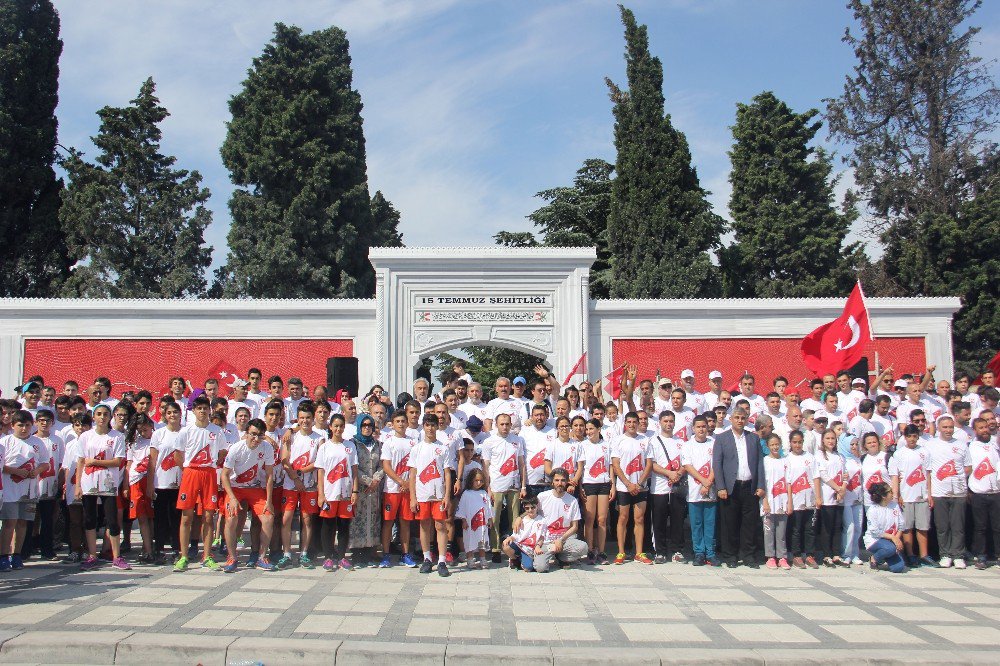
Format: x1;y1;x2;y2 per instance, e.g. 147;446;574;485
843;356;870;383
326;357;359;397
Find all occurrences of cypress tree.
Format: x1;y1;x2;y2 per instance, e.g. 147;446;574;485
605;5;723;298
369;191;403;248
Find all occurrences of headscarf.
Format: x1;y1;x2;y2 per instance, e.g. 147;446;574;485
353;413;376;448
838;432;858;461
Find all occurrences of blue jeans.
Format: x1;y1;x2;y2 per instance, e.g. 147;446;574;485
842;503;863;560
868;538;906;573
689;501;717;558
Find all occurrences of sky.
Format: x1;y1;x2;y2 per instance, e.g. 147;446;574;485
50;0;1000;272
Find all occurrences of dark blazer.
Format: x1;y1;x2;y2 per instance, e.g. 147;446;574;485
712;428;765;495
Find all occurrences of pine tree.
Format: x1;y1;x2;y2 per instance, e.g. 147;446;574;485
721;91;864;297
58;78;212;298
0;0;69;296
605;5;724;298
369;191;403;248
217;23;375;298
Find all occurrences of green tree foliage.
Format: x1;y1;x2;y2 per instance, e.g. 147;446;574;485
493;231;538;248
58;78;212;298
0;0;68;296
431;348;544;402
217;23;376;298
721;91;864;297
605;5;724;298
825;0;999;295
369;191;403;248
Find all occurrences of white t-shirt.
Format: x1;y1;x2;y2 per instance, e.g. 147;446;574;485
486;397;523;433
735;393;767;420
455;488;493;531
843;456;863;506
458;400;488;423
283;396;306;426
762;455;789;514
536;489;581;539
316;441;358;502
648;434;683;495
521;424;555;486
182;423;227;469
671;408;696;441
77;429;125;496
860;451;889;506
480;433;524;493
227;399;259;422
61;439;81;505
870;413;897;447
126;437;152;487
925;438;968;497
786;453;817;510
888;446;929;502
149;427;185;489
264;427;287;486
511;515;547;554
36;433;64;499
814;452;845;506
611;434;652;493
546;439;580;477
799;397;824;414
2;434;51;502
864;501;904;549
380;434;415;494
408;439;453;502
580;440;613;484
965;439;1000;494
224;440;275;489
283;430;325;491
682;437;716;503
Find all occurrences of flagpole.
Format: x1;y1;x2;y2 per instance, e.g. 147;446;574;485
857;279;875;341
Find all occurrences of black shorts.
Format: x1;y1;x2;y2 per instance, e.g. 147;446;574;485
582;482;611;496
617;491;649;507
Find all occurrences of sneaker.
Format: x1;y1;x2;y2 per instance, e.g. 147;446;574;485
445;552;454;565
851;557;864;566
457;551;467;563
339;558;353;571
246;553;259;569
692;554;706;566
707;556;721;567
635;552;653;565
437;562;451;577
0;556;12;572
211;537;222;551
275;554;293;570
378;555;392;568
479;557;489;569
257;557;276;571
419;559;434;574
402;553;418;568
765;557;777;569
921;556;939;568
322;558;336;571
201;556;221;571
939;557;953;568
778;558;791;570
491;551;502;564
219;543;228;557
805;556;819;569
653;554;667;564
596;552;610;565
792;557;806;569
954;558;967;569
223;559;238;573
65;552;83;564
136;553;155;565
173;555;189;572
10;555;24;570
614;552;626;565
112;557;132;570
299;555;315;570
975;558;988;570
237;536;246;547
671;551;685;563
508;557;518;569
586;552;596;565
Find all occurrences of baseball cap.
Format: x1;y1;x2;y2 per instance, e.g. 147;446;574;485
708;370;723;380
680;369;694;379
851;377;866;386
227;377;248;389
658;377;673;388
893;379;908;389
20;381;39;393
466;416;484;431
512;376;527;386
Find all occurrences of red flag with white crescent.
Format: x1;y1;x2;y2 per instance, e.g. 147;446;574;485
801;282;873;377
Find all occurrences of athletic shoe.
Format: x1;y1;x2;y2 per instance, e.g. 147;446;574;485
851;557;864;566
10;555;24;570
173;556;189;572
339;558;353;571
0;556;11;572
707;556;721;567
402;553;418;568
725;560;739;569
457;552;466;563
275;555;293;570
257;557;276;571
211;537;222;551
614;552;626;565
778;558;791;570
596;552;610;565
419;559;434;574
765;558;777;569
586;552;596;565
635;553;653;565
112;557;132;570
237;536;245;546
692;554;706;566
492;551;502;564
223;559;238;573
299;555;315;570
479;557;489;569
939;557;953;568
202;557;221;571
437;562;451;577
742;560;760;569
653;554;667;564
65;552;83;564
322;558;336;571
792;557;806;569
379;555;392;568
921;556;939;568
975;558;988;570
823;557;835;568
954;558;967;569
136;553;155;565
805;556;819;569
671;551;685;564
246;553;259;569
445;552;454;565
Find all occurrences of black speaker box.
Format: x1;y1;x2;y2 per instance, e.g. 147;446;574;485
326;357;359;397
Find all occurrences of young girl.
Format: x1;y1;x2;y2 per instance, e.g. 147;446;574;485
860;432;889;510
61;412;91;563
75;405;128;570
315;414;359;571
125;414;156;564
147;402;184;562
815;429;847;566
502;496;546;571
761;434;791;570
786;431;819;568
864;481;906;573
579;418;614;565
840;436;865;566
455;468;493;569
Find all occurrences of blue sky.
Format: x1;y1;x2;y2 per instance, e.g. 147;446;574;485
51;0;1000;270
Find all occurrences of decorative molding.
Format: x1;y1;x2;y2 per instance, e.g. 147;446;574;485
492;327;554;353
411;328;475;354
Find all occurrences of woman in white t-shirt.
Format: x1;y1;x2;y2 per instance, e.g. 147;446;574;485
864;481;906;573
815;429;847;567
579;418;614;565
860;433;889;507
840;436;865;565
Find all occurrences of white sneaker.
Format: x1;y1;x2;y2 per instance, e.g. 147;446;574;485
954;558;967;569
939;557;953;568
851;557;864;566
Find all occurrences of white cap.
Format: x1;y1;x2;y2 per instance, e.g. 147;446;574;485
658;377;673;388
708;370;723;380
227;377;248;389
851;377;866;386
680;369;695;379
893;379;908;389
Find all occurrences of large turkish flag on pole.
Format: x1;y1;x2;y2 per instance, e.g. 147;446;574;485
800;282;873;377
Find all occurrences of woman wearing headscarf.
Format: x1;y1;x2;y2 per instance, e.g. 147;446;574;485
348;414;384;564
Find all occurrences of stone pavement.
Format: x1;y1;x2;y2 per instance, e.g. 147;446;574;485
1;553;1000;664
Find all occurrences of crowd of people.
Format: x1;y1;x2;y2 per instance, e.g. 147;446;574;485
1;358;999;577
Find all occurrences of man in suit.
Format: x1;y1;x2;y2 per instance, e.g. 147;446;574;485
713;408;765;568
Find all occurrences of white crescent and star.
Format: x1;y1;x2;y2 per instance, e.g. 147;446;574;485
834;315;861;352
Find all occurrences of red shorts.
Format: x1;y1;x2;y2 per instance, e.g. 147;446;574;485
232;488;273;517
283;490;320;515
318;500;354;519
129;482;153;519
416;499;448;521
177;467;219;511
383;492;415;521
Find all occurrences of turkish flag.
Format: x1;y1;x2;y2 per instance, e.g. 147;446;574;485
471;508;487;530
846;470;861;491
134;457;149;475
675;428;689;442
698;462;711;479
548;516;566;536
562;353;587;386
291;452;311;470
521;533;537;549
974;458;996;481
790;472;811;494
190;446;212;467
499;454;518;476
589;457;608;477
801;282;873;377
529;449;546;469
234;465;258;484
865;470;884;488
771;477;787;497
394;454;410;477
561;458;575;472
936;460;957;480
604;365;627;400
84;451;105;476
975;350;1000;385
205;360;241;391
418;460;441;484
625;455;643;475
905;466;926;487
668;458;681;471
327;459;349;483
160;454;178;471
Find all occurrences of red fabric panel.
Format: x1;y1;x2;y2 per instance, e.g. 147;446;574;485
23;339;353;398
611;337;926;391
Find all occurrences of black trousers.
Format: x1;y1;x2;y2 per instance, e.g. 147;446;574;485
719;479;758;562
153;488;181;553
321;516;352;560
789;508;817;557
970;492;1000;559
816;505;843;560
20;498;57;558
649;493;689;556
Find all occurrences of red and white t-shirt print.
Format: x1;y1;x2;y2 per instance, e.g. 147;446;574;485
408;440;453;502
814;452;845;506
671;408;696;441
580;441;612;484
964;440;1000;494
681;437;716;503
762;455;789;515
649;435;683;495
380;434;415;494
126;437;152;487
536;489;581;539
182;423;226;469
863;501;905;549
78;429;126;496
888;446;929;502
860;450;890;506
480;433;524;492
522;425;555;485
36;434;64;499
225;440;275;489
316;441;358;503
611;434;652;493
925;437;969;497
2;434;51;503
545;440;579;476
283;430;324;491
511;515;547;556
149;427;184;489
785;453;817;510
843;456;863;506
